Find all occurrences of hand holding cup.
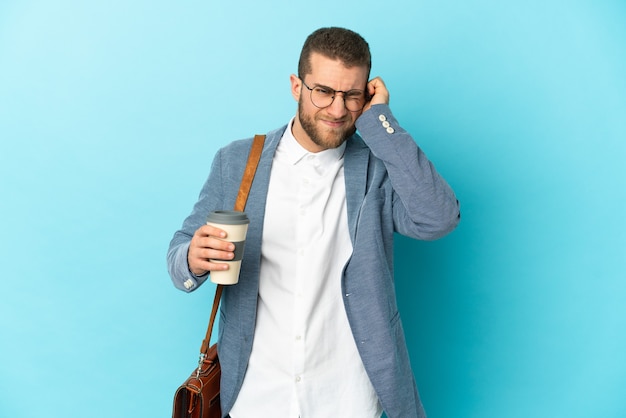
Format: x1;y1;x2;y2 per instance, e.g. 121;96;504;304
205;211;250;285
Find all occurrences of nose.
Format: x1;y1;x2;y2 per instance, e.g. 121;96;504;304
326;93;348;118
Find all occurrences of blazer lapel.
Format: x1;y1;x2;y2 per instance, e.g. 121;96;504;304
343;135;370;245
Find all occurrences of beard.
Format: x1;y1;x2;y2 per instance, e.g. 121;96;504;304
298;98;357;150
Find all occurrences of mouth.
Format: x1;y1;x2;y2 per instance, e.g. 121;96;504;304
320;118;348;129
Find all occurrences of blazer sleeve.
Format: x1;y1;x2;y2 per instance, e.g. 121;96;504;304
355;104;460;240
166;148;226;292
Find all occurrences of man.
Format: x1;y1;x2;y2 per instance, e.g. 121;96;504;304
168;27;460;418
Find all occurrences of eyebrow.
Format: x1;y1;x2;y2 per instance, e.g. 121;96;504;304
312;83;364;94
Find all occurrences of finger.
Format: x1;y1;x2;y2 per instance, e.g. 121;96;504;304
205;261;230;271
367;77;389;105
195;251;233;268
197;224;228;239
196;235;235;251
195;243;236;260
189;258;230;275
367;78;377;98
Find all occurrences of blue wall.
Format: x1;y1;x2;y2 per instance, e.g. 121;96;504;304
1;1;624;417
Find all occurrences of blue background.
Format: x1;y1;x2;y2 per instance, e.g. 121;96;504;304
1;1;625;417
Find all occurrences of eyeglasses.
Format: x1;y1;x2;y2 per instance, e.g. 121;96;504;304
301;79;367;112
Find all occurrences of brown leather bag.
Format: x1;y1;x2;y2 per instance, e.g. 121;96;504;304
172;134;265;418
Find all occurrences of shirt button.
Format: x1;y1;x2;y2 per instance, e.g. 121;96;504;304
386;127;395;134
382;121;390;128
378;114;387;122
295;376;302;383
295;335;302;341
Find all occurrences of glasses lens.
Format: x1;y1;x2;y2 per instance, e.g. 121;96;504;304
309;85;366;112
310;87;333;108
344;92;366;111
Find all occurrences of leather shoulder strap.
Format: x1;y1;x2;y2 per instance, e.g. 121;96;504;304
200;134;266;355
234;134;266;211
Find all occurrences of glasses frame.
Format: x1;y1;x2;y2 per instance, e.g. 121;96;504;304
300;79;368;112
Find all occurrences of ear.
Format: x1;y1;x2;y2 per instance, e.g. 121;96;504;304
290;74;301;102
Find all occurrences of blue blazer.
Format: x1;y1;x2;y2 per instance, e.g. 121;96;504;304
168;104;460;418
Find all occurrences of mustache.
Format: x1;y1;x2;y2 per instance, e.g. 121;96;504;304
318;115;350;123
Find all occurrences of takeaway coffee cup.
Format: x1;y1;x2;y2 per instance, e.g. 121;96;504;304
206;210;250;285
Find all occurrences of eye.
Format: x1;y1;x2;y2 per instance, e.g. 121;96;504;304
346;91;364;99
314;87;333;96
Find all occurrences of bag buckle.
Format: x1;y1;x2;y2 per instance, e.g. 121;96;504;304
195;353;206;379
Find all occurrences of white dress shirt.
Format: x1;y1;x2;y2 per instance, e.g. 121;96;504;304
230;119;382;418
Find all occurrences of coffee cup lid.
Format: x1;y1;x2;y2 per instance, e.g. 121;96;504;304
206;210;249;225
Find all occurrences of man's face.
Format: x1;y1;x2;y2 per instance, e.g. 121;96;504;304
290;53;369;152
